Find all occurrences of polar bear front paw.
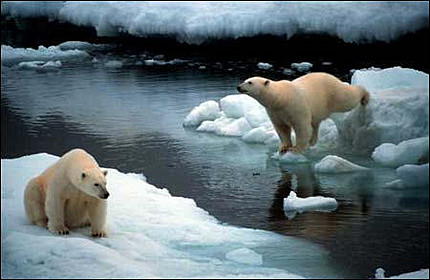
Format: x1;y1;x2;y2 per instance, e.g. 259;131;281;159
48;224;70;235
92;230;107;238
278;145;290;154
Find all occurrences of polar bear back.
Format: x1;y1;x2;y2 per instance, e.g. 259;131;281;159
292;72;363;123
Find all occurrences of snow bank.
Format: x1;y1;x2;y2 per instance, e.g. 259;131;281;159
372;137;429;168
334;67;429;154
283;191;338;217
2;2;428;44
1;45;90;66
144;59;187;66
291;62;313;73
17;60;62;72
314;155;368;173
2;153;306;278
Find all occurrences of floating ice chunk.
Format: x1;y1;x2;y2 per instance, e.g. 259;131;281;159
242;127;271;143
371;137;429;168
58;41;109;51
17;60;61;72
144;59;187;66
243;107;271;128
257;62;273;70
396;163;429;188
183;100;221;127
375;268;386;279
220;94;264;119
309;119;339;152
314;155;368;173
271;152;308;164
334;67;429;154
283;191;338;214
104;60;123;68
282;68;294;75
291;62;313;72
225;248;263;266
1;45;90;66
215;117;252;137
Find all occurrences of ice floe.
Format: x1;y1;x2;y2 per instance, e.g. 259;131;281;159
314;155;368;173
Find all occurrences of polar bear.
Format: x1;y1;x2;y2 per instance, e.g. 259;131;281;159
24;148;109;237
237;72;369;153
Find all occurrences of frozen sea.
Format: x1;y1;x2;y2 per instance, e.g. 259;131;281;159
1;53;428;278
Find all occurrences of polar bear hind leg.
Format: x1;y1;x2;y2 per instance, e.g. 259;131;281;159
24;177;48;228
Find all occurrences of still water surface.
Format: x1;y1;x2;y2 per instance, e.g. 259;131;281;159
1;62;428;278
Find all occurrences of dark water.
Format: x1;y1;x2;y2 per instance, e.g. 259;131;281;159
1;60;428;278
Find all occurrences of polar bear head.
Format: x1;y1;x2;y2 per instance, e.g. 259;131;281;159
78;168;109;199
237;77;271;102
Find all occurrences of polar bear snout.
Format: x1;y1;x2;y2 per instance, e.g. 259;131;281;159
100;191;110;199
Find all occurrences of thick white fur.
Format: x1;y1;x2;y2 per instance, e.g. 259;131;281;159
24;148;109;237
237;72;369;153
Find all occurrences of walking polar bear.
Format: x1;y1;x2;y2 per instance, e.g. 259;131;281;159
237;72;370;153
24;148;109;237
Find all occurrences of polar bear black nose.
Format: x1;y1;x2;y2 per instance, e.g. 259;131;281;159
102;192;110;199
237;85;241;92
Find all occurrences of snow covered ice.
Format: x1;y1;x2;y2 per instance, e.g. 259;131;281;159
314;155;368;173
291;62;313;73
372;137;429;168
396;163;429;188
1;45;90;66
334;67;429;154
283;191;338;218
1;2;428;44
2;153;330;279
17;60;62;72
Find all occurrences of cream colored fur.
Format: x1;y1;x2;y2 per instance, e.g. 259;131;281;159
24;148;109;237
237;72;369;153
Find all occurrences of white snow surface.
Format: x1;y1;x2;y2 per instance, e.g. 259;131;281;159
334;67;429;154
1;153;307;279
271;152;308;164
283;191;338;214
314;155;368;173
1;2;428;44
1;45;90;66
104;60;123;69
389;269;429;279
372;137;429;168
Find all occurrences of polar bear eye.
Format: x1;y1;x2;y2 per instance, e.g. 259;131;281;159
248;81;253;85
94;183;100;187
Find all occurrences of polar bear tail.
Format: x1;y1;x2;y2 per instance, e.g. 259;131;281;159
360;87;370;106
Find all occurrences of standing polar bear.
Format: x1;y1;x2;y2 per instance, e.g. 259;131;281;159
237;72;370;153
24;148;109;237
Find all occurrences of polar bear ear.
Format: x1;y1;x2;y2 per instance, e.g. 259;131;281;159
81;172;86;179
103;170;108;176
264;80;270;86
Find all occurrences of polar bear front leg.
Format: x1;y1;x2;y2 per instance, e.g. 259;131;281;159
273;122;293;154
88;200;107;238
45;186;69;235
